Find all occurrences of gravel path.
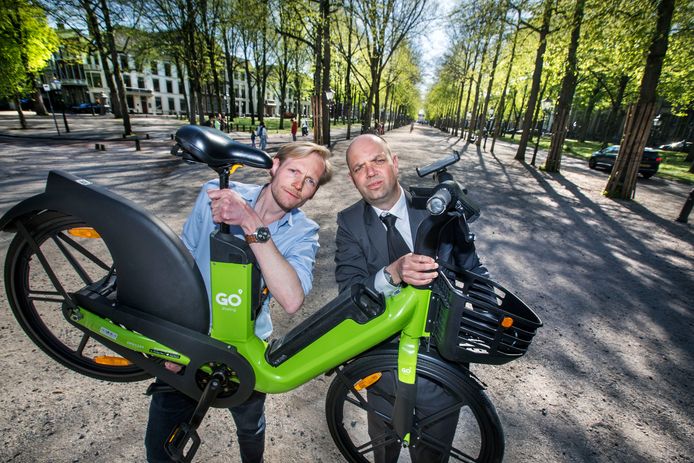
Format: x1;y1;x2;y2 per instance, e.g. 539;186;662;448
0;115;692;462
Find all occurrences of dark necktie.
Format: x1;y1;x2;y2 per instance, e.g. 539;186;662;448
380;213;411;263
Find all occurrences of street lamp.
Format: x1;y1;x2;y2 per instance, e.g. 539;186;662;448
52;79;70;133
223;93;229;131
324;89;335;145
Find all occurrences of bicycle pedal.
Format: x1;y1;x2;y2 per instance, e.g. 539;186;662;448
165;422;201;463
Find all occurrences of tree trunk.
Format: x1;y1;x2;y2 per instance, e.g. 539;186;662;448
243;43;255;125
100;0;132;135
83;0;119;118
467;40;485;141
479;23;505;147
321;0;331;145
600;75;629;147
579;81;601;142
515;0;553;161
222;31;236;119
545;0;585;172
605;0;675;199
31;80;48;116
491;18;519;153
454;80;465;137
14;95;27;129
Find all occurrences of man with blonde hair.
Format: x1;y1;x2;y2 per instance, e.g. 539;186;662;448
146;141;333;463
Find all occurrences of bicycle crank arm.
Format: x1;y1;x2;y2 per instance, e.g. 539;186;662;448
166;373;225;462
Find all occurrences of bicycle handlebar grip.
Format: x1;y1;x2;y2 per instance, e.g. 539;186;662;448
426;188;452;215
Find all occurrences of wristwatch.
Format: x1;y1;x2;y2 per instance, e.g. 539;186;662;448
245;226;271;243
383;267;401;287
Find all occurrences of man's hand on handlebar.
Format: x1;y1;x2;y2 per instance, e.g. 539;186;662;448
386;254;438;286
208;189;261;234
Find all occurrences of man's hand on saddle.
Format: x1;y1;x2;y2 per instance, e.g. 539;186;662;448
387;253;439;286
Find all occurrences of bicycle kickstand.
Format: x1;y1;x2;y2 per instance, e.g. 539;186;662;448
165;371;226;463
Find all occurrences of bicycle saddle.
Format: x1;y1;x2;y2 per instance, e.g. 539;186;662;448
172;125;273;169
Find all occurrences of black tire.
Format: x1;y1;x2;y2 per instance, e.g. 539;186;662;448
588;158;597;169
641;172;655;179
325;350;504;462
4;211;149;382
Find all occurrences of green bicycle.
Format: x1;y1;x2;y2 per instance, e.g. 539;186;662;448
1;125;541;462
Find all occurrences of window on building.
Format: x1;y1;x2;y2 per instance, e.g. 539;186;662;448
126;95;134;111
151;61;158;75
88;72;102;88
120;55;128;71
164;63;172;77
155;97;162;113
168;97;175;113
153;79;160;92
180;98;187;112
166;80;173;93
122;74;131;87
137;77;145;89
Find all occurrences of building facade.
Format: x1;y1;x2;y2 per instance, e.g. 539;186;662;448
40;29;310;119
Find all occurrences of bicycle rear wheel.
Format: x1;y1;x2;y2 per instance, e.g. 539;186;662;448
325;350;503;462
4;211;149;382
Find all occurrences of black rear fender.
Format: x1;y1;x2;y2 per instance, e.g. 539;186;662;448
1;170;210;333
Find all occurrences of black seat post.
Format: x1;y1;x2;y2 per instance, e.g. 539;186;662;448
217;166;231;234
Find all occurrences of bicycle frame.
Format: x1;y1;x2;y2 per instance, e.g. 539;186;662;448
69;279;432;394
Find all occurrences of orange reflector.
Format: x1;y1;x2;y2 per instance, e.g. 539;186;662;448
94;356;132;366
501;317;514;328
354;372;382;391
68;227;101;239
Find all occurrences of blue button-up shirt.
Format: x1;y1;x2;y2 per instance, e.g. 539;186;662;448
181;180;320;339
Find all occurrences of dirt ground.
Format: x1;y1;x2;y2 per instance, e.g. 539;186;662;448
0;117;692;462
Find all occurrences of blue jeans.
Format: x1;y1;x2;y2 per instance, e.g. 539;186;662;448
145;381;266;463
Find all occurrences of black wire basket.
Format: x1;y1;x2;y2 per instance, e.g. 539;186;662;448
432;268;542;365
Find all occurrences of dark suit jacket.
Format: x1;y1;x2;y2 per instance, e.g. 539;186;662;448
335;189;486;293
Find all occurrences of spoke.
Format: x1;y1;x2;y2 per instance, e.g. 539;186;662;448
353;431;400;456
76;333;90;356
28;295;66;303
417;399;465;428
56;231;111;271
27;289;65;304
52;234;94;285
16;221;75;308
416;431;478;463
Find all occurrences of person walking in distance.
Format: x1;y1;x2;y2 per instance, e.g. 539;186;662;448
257;122;268;150
291;118;298;141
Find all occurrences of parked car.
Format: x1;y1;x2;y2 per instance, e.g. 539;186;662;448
658;140;693;153
588;145;663;179
70;102;107;113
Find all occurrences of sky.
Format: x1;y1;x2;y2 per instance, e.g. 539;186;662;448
418;0;458;94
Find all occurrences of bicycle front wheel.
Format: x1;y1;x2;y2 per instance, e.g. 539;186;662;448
325;350;503;462
4;211;149;382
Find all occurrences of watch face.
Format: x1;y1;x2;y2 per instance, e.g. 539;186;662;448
256;227;271;242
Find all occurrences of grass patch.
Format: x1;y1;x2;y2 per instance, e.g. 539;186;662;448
497;135;693;184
